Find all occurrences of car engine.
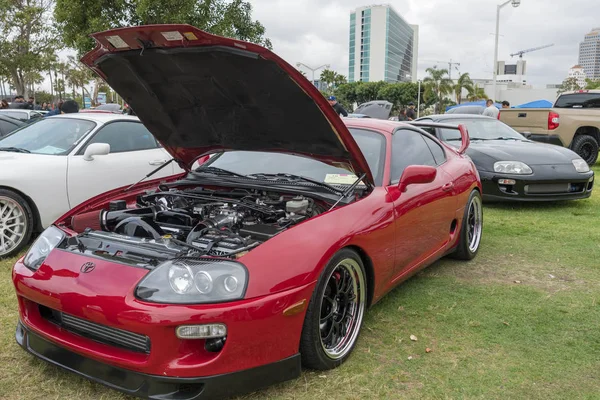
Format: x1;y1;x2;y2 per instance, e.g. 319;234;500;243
67;187;324;265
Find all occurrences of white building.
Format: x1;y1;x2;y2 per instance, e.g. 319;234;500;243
348;5;418;83
568;65;588;88
578;27;600;80
495;60;527;84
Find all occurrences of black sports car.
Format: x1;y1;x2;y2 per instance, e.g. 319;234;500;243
414;115;594;202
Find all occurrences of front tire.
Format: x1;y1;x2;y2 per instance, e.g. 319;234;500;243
571;135;599;166
452;190;483;260
0;189;34;258
300;249;367;370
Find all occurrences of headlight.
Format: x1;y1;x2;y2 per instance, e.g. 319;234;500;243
494;161;533;174
572;159;590;173
23;226;65;270
136;258;248;304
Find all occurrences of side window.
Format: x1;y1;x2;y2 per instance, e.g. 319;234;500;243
0;120;18;135
422;135;446;165
391;129;437;182
82;122;157;154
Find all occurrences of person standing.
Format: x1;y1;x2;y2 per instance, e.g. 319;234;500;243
9;95;27;109
327;96;348;117
1;100;9;109
406;102;417;120
483;99;499;118
397;109;408;121
501;101;510;109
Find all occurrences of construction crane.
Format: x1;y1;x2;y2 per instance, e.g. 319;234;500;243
422;59;461;79
510;44;554;59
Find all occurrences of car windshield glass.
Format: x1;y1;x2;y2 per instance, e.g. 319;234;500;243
554;93;600;108
0;111;27;121
439;119;524;141
202;129;386;186
0;118;96;155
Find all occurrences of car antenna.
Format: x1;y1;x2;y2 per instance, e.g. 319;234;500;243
328;173;367;211
125;158;176;192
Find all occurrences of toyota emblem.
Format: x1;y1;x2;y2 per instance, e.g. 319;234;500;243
80;262;96;273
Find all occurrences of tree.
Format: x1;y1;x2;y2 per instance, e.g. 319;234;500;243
319;69;347;95
423;67;453;114
355;81;387;105
585;78;600;90
66;56;94;106
0;0;59;97
333;82;362;110
467;86;488;102
454;73;473;104
377;82;419;111
54;0;272;56
557;77;581;95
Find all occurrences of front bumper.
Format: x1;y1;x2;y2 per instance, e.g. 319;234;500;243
16;320;300;400
479;168;594;202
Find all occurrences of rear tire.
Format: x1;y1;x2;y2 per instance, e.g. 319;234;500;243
452;190;483;261
571;135;599;166
0;189;34;258
300;248;367;370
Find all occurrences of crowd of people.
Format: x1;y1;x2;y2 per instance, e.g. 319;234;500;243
1;94;136;115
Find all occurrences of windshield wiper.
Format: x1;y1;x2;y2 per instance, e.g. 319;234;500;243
329;173;367;211
247;172;344;194
193;166;248;178
0;147;31;153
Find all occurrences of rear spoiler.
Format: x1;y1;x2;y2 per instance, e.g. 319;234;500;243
408;122;470;155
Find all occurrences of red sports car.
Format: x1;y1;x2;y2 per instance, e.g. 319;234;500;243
12;25;482;399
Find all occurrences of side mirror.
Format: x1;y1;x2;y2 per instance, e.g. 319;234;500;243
522;131;532;139
398;165;437;192
83;143;110;161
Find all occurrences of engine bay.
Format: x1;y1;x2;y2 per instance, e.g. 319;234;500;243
65;186;326;266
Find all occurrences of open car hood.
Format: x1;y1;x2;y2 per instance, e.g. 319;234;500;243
81;24;374;186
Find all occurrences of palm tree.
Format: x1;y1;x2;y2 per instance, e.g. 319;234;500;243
467;86;488;102
423;67;453;113
454;73;473;104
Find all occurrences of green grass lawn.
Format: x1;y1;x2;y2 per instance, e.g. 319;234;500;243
1;165;599;399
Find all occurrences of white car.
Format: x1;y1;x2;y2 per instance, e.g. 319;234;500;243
0;113;185;257
0;109;45;122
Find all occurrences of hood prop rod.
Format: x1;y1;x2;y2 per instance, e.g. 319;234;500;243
328;173;367;211
125;158;175;192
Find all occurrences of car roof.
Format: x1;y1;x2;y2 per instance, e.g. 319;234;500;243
422;114;496;122
44;113;141;123
343;117;418;137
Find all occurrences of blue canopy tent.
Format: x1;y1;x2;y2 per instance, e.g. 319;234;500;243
514;99;553;108
446;100;502;112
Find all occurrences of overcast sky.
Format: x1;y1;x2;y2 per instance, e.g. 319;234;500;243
251;0;597;86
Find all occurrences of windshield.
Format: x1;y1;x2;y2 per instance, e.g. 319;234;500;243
0;118;96;155
202;129;386;186
0;110;28;121
439;119;524;141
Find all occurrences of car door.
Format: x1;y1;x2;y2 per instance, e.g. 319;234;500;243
389;128;457;276
67;120;175;208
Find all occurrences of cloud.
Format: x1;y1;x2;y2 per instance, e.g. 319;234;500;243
252;0;597;86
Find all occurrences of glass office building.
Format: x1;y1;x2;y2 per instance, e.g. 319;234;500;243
349;5;418;83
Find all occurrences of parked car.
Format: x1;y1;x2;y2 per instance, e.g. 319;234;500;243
345;113;371;118
445;105;486;115
353;100;393;119
499;90;600;165
0;113;184;257
415;114;594;202
13;24;483;400
95;103;122;112
0;114;25;137
0;109;44;122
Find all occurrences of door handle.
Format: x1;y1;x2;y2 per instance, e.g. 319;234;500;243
442;182;455;192
149;160;168;166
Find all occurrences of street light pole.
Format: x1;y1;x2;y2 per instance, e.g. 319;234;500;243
492;0;521;103
417;80;421;119
296;62;331;89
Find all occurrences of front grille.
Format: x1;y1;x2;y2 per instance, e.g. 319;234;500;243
39;305;150;354
524;183;584;194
